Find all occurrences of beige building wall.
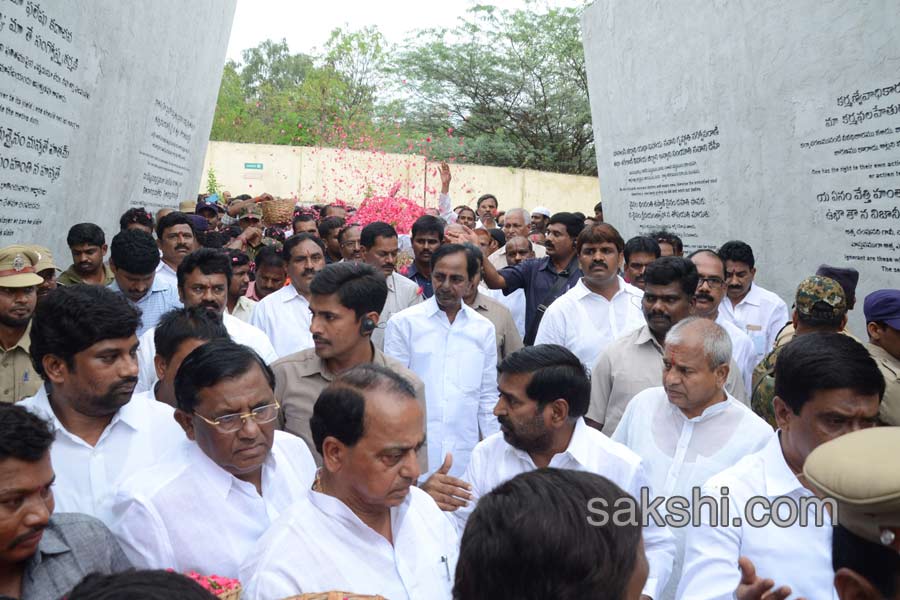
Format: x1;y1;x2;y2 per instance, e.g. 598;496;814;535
200;141;601;215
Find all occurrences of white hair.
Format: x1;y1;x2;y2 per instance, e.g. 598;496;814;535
665;316;732;368
506;207;530;222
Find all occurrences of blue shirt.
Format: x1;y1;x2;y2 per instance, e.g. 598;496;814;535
499;256;582;338
109;276;182;336
406;263;433;299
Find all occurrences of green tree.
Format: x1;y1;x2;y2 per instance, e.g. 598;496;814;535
393;4;595;175
240;38;313;96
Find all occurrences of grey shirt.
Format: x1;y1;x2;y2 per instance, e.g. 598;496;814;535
17;513;130;600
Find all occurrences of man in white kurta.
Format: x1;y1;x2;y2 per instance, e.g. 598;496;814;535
135;311;276;393
689;249;758;392
676;332;884;600
240;363;457;600
111;431;314;578
535;276;644;370
716;241;789;367
612;318;772;600
384;245;498;478
250;234;326;358
21;386;184;525
435;344;675;600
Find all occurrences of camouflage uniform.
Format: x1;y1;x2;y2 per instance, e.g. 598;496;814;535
237;205;283;261
751;275;847;427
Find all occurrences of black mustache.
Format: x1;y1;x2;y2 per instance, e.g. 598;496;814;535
8;527;45;549
175;245;190;252
695;293;715;303
648;312;671;320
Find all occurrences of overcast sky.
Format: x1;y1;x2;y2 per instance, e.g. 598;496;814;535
226;0;585;61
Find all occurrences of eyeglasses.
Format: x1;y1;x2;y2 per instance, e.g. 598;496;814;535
193;401;280;433
697;276;725;289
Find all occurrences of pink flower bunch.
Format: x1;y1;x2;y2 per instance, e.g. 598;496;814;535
347;196;425;235
181;570;241;595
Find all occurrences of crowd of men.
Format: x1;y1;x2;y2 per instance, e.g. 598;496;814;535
0;171;898;600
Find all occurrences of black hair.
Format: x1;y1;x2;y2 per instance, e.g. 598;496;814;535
319;203;346;220
718;240;755;269
226;249;251;268
476;194;498;209
0;403;54;461
337;224;359;244
66;223;106;248
174;340;274;412
649;229;683;254
119;207;154;232
155;211;196;240
624;236;661;263
454;469;641;600
199;231;231;249
310;262;388;317
687;248;725;275
497;345;590;417
775;332;884;414
30;285;140;378
282;232;326;261
464;243;484;263
832;525;900;597
577;223;624;254
547;212;584;240
594;201;603;212
234;194;252;201
411;215;445;240
176;248;232;289
457;206;477;221
66;570;218;600
573;211;586;221
110;230;160;275
310;364;417;455
643;256;699;297
360;222;397;248
431;243;478;279
317;216;345;239
154;307;229;363
488;228;506;248
292;213;317;229
255;245;285;270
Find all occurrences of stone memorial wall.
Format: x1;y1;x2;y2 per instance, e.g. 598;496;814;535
582;0;899;332
0;0;235;256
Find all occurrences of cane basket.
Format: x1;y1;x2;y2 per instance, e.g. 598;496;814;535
261;198;295;226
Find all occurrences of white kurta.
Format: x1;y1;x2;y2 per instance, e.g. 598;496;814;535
19;387;186;526
135;312;277;393
454;419;676;600
677;432;836;600
110;431;316;578
240;486;458;600
534;277;645;370
715;313;757;397
612;387;773;600
717;283;790;367
250;284;314;358
384;297;499;477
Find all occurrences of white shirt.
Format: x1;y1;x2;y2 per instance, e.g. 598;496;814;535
373;271;423;350
455;419;676;600
229;295;257;323
676;432;836;600
384;297;499;478
613;387;773;600
715;313;757;397
135;312;277;393
240;486;458;600
482;285;526;339
250;284;314;358
534;277;645;370
19;387;186;525
487;242;547;269
717;283;790;366
154;261;178;290
110;431;316;578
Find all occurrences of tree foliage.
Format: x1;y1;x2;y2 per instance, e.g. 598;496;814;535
209;4;596;175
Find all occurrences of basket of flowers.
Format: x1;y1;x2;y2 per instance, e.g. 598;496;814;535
260;197;296;226
182;570;242;600
283;593;387;600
